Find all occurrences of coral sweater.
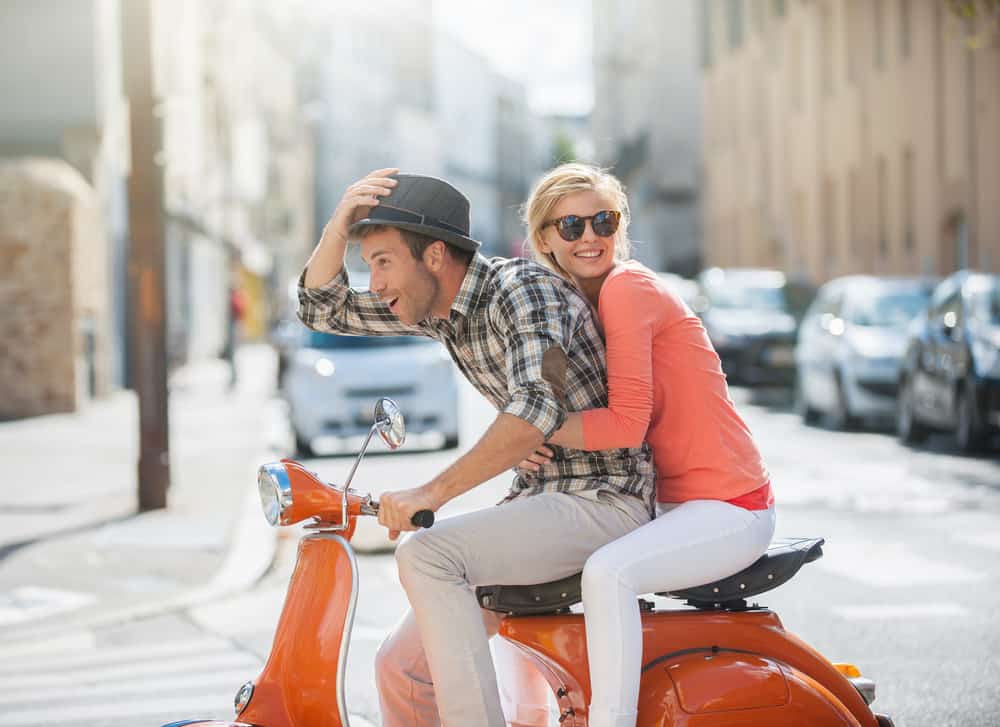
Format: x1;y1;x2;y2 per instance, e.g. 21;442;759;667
581;261;773;509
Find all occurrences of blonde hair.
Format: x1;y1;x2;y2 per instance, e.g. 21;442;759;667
522;162;632;276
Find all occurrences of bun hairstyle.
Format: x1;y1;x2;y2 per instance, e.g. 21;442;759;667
522;162;632;276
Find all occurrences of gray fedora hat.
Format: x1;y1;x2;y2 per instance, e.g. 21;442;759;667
348;173;481;252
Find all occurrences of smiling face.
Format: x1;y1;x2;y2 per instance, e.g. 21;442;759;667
360;227;440;325
536;189;620;297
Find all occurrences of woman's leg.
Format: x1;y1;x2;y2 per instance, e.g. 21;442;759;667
582;501;776;727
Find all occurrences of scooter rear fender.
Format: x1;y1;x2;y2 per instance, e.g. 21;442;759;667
637;650;864;726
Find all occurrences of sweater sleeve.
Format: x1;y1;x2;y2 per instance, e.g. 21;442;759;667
580;270;658;449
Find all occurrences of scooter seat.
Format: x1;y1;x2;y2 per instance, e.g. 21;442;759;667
475;537;824;615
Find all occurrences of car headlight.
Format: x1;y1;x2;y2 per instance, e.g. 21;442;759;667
257;462;293;526
314;358;335;377
972;338;1000;377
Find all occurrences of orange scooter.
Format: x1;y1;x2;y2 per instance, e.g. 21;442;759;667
162;398;895;727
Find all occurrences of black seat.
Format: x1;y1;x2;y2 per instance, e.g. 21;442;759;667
476;537;824;615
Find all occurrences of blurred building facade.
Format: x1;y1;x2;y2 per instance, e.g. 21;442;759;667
305;0;542;262
0;0;128;409
700;0;1000;282
154;0;315;363
593;0;703;275
0;0;315;415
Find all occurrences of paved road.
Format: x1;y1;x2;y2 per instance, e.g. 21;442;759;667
3;376;998;726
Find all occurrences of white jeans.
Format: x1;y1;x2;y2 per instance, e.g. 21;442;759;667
583;500;777;727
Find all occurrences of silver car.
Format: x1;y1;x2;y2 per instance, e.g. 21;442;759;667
283;327;460;456
795;276;936;429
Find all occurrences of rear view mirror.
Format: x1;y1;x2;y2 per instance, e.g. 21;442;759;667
374;398;406;450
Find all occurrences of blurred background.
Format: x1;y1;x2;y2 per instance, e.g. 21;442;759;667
0;1;999;726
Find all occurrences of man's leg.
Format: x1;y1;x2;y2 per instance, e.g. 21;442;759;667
375;608;504;727
393;491;649;727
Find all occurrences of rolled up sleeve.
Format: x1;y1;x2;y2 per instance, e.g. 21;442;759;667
494;280;575;438
296;267;425;338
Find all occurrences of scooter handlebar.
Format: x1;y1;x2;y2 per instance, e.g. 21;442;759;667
360;498;435;529
411;510;435;528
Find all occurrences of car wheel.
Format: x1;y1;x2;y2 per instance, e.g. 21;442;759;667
442;434;460;450
794;377;821;425
955;379;988;454
897;378;929;444
830;374;859;431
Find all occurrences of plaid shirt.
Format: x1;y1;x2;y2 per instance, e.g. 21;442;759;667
298;254;654;506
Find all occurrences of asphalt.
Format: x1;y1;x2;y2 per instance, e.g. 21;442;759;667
0;344;282;646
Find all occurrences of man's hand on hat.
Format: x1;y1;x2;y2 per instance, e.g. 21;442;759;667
323;167;399;245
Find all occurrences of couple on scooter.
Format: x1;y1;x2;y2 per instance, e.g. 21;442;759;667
297;164;776;727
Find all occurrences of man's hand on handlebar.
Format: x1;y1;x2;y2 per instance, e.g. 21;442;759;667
378;485;442;540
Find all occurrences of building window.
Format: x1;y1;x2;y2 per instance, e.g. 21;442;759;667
753;0;768;35
877;156;888;259
903;146;915;251
846;3;857;84
823;176;838;273
726;0;745;49
849;166;861;256
873;0;885;70
899;0;912;58
699;0;713;68
791;30;803;110
820;2;834;95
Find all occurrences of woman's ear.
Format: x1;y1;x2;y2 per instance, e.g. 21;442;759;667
535;234;552;255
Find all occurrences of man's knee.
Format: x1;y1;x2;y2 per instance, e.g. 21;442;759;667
395;529;455;588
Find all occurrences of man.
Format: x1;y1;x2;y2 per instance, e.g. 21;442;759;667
298;168;654;727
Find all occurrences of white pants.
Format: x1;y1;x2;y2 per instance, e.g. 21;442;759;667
584;500;777;727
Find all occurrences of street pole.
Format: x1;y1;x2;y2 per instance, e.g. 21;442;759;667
122;0;170;511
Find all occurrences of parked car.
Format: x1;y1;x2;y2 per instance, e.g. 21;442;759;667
795;276;936;429
656;272;700;310
694;268;815;385
280;271;459;456
283;327;460;456
897;271;1000;452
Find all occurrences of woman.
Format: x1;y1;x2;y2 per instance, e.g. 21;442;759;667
506;163;776;727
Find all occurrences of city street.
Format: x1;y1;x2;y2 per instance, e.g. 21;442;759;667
1;368;998;727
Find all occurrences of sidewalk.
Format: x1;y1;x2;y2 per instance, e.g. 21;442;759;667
0;344;281;644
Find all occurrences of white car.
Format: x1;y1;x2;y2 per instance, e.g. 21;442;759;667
283;326;460;456
795;275;935;429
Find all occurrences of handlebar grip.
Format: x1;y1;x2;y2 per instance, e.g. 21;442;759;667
411;510;435;528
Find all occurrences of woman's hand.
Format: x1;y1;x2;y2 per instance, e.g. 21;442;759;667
516;445;554;474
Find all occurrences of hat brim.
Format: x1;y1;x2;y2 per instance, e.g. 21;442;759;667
348;218;481;253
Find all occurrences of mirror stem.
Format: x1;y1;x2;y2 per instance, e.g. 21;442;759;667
341;418;388;492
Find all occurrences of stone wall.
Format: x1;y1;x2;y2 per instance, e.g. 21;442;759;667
0;158;111;418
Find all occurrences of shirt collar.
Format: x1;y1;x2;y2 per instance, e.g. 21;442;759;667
449;253;492;320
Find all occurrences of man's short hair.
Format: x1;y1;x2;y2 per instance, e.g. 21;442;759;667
359;224;474;265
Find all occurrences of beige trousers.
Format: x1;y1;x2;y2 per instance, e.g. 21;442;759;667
374;489;650;727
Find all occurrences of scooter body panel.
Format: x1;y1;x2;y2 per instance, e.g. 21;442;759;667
500;608;877;727
238;533;358;727
637;651;863;726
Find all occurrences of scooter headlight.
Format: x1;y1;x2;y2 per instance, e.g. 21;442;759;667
235;679;254;715
257;462;293;526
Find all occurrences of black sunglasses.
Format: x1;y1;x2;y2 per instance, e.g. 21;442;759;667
542;210;621;242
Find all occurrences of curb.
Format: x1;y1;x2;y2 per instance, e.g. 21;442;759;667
0;481;277;646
